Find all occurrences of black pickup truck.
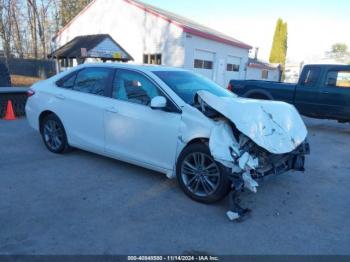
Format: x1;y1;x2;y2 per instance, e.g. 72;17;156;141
229;64;350;122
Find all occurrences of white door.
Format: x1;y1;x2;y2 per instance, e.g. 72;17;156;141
52;67;113;153
225;56;242;86
104;69;182;170
193;49;215;80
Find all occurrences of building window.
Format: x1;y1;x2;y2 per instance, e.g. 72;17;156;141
227;63;240;72
60;58;74;68
143;54;162;65
262;69;269;79
194;59;213;69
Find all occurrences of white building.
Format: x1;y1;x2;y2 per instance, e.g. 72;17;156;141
53;0;252;87
246;58;281;82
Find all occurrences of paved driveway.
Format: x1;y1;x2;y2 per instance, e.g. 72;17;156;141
0;118;349;255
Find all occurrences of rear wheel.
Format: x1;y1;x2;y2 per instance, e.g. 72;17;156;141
176;143;230;204
41;114;70;154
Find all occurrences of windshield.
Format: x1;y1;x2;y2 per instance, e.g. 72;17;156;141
153;70;235;104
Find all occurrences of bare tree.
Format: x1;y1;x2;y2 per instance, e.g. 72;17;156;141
1;0;85;60
27;0;38;58
0;0;12;63
10;0;24;58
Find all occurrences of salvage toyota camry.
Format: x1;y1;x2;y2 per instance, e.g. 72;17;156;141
26;64;310;220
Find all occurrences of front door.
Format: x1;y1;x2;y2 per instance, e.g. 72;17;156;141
294;67;323;117
104;69;182;170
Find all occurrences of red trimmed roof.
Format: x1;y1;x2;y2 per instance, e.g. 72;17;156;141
55;0;252;50
123;0;252;49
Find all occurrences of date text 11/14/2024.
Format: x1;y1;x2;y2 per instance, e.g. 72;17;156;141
127;256;220;261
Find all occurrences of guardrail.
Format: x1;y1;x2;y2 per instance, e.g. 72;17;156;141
0;87;28;118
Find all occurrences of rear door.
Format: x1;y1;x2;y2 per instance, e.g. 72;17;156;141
53;67;113;153
318;69;350;120
294;66;323;117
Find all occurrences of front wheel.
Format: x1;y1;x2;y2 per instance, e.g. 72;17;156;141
176;143;230;204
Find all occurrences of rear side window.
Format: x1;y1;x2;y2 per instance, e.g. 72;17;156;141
301;68;320;87
57;73;77;89
74;68;111;96
326;71;350;88
57;68;111;96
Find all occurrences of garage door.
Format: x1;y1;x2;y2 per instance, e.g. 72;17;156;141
193;49;215;80
225;56;242;86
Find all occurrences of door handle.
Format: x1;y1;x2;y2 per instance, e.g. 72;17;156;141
105;107;118;114
55;94;66;100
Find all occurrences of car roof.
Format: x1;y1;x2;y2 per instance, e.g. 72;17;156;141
75;62;188;73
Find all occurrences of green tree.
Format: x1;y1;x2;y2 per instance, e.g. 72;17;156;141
326;43;350;64
269;18;288;79
60;0;92;27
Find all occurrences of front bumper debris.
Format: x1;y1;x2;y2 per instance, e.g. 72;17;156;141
224;141;310;221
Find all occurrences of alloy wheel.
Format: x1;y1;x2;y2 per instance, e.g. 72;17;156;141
43;120;64;151
181;152;221;197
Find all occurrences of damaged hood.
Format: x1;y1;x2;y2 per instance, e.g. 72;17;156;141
197;91;308;154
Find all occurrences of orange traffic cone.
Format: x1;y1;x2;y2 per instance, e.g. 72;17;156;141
4;100;16;120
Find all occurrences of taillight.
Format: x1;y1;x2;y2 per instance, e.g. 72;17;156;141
27;89;35;97
227;83;233;91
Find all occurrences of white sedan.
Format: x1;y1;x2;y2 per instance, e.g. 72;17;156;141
26;63;309;209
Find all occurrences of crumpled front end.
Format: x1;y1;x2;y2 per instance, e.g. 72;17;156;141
196;91;310;221
209;121;310;194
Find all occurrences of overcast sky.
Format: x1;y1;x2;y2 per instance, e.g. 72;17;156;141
140;0;350;63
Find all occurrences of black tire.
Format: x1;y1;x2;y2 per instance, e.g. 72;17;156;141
176;143;231;204
40;114;70;154
247;94;270;100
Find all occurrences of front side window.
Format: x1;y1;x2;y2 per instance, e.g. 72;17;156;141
326;71;350;88
112;70;160;106
154;70;235;104
73;68;111;96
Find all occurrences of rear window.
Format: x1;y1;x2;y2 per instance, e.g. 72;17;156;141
326;71;350;88
57;67;111;96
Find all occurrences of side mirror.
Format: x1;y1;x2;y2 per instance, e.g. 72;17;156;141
151;96;167;109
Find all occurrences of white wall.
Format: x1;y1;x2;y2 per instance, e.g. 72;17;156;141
54;0;250;87
183;33;249;87
54;0;185;67
246;67;280;81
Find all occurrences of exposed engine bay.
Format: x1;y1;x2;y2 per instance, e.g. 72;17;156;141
194;91;310;221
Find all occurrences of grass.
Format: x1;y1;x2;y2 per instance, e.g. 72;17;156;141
11;75;44;87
